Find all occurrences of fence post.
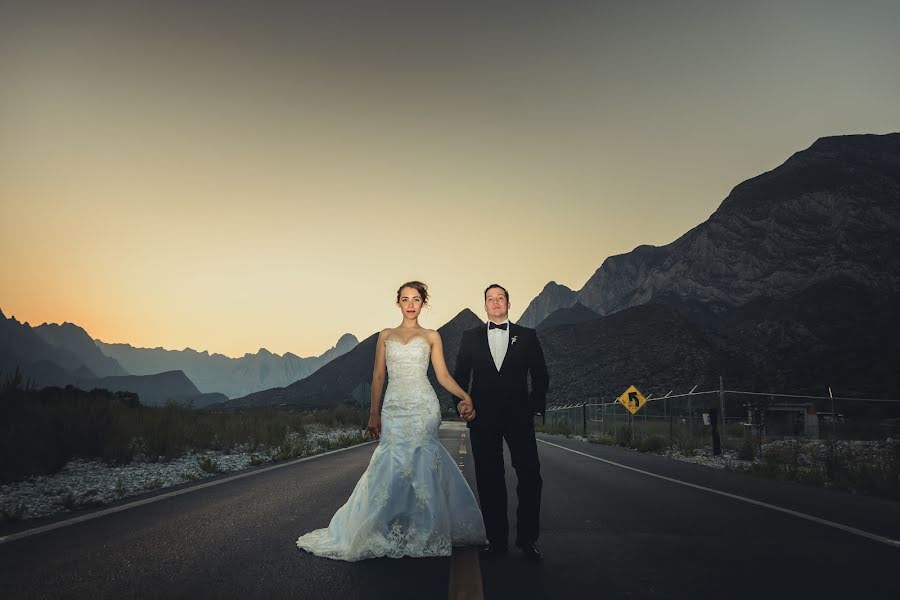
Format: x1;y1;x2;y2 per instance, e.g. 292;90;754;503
642;397;647;440
688;384;698;447
719;376;726;451
629;412;634;446
601;399;606;437
582;402;587;437
829;386;835;438
666;396;672;452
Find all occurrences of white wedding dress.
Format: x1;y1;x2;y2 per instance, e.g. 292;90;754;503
295;336;486;561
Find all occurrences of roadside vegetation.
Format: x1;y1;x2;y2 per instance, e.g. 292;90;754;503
534;419;900;501
0;368;368;485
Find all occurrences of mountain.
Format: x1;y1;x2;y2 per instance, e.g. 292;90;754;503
95;332;358;399
78;371;226;407
427;309;485;409
576;134;900;318
518;282;577;328
33;322;128;377
518;133;900;403
706;276;900;397
538;302;725;405
224;309;484;410
0;310;222;406
536;303;599;331
540;277;900;404
0;309;93;386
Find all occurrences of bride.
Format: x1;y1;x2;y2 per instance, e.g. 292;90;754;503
296;281;487;560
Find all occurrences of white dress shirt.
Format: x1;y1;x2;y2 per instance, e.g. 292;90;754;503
487;319;510;371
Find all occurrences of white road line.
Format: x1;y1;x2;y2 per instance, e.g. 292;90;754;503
0;441;377;546
537;438;900;550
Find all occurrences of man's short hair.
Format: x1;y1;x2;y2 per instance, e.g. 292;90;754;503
484;284;509;302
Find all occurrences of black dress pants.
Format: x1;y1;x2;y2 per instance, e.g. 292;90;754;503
469;418;542;547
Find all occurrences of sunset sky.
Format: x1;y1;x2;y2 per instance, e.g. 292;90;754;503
2;1;899;358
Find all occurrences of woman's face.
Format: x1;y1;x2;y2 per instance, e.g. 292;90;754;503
397;287;424;320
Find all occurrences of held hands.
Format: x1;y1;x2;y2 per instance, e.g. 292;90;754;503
365;413;382;439
457;397;476;422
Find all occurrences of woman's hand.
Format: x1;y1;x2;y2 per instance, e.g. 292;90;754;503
457;397;476;422
365;413;382;439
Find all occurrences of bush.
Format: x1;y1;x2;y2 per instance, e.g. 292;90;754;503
0;501;26;522
737;436;756;461
615;425;633;447
60;492;76;510
589;434;617;446
198;455;222;474
635;434;667;454
534;422;571;436
0;376;368;483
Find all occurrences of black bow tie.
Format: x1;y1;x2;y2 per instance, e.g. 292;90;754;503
489;322;508;331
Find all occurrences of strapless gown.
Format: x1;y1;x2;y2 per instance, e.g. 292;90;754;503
295;337;486;561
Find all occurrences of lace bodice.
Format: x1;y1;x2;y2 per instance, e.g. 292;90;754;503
385;337;431;381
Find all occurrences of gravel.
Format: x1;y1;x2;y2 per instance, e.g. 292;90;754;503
0;426;366;522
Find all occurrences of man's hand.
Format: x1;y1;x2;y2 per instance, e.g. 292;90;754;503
457;398;476;422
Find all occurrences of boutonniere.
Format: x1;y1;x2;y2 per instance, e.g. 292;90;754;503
511;336;518;345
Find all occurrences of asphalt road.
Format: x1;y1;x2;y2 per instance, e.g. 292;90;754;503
1;424;898;599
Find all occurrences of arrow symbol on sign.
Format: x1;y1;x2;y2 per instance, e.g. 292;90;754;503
628;391;640;407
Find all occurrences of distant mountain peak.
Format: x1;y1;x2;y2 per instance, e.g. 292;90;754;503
445;308;483;328
336;333;358;349
541;280;571;292
518;282;578;328
32;319;130;378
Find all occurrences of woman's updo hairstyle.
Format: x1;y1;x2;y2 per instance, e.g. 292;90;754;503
396;281;429;305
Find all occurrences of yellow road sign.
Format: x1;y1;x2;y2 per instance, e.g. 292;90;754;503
618;385;647;414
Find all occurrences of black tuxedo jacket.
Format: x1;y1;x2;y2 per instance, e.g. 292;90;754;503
453;323;549;426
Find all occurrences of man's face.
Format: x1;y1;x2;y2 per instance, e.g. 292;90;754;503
484;287;509;322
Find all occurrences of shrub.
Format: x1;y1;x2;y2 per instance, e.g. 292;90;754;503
589;434;617;446
0;379;367;483
615;425;633;447
198;455;222;474
636;434;667;454
737;436;756;461
534;422;571;436
0;501;26;522
60;493;76;510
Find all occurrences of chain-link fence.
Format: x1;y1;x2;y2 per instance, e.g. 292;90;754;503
542;382;900;456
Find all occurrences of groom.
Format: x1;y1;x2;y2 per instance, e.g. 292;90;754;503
454;284;549;561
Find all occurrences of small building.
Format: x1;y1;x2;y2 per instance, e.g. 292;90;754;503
765;403;819;439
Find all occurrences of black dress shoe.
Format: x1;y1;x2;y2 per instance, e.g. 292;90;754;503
518;544;541;562
481;543;508;556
